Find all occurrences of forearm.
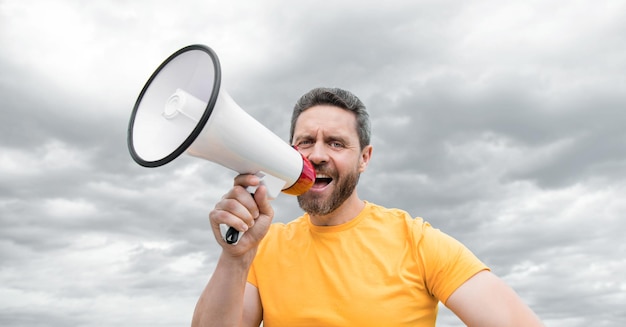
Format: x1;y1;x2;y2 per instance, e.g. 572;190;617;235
191;251;255;327
194;175;272;327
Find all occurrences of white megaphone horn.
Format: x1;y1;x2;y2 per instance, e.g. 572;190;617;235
127;44;315;245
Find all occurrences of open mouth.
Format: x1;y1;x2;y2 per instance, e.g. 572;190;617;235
313;175;333;189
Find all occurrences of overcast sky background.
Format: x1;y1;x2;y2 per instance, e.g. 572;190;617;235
1;0;625;326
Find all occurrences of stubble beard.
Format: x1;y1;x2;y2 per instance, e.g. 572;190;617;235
297;164;360;217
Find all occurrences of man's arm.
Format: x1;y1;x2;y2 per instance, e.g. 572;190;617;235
191;258;263;327
242;283;263;325
191;175;272;327
445;270;544;327
191;255;262;327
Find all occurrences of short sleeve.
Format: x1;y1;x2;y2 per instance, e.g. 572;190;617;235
412;219;490;304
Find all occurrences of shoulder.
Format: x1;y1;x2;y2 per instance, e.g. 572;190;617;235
412;222;489;303
364;201;413;218
364;203;490;303
258;214;309;249
362;202;430;236
361;201;421;225
268;214;308;234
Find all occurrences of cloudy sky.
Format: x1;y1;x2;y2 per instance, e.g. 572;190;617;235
1;0;625;326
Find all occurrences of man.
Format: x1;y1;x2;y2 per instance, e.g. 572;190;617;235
191;88;544;326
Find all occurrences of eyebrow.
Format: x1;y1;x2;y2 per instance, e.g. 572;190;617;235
293;133;351;146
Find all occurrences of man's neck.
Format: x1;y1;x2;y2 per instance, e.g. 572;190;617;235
308;193;366;226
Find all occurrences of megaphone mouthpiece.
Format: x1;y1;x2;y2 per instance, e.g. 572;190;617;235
282;151;315;196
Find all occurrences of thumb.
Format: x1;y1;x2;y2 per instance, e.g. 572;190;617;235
248;186;274;239
253;185;275;219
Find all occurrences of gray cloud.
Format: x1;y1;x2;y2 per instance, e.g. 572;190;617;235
1;1;625;326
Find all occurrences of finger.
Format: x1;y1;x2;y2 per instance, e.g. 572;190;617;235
233;174;261;188
210;207;251;237
214;195;257;228
252;185;274;221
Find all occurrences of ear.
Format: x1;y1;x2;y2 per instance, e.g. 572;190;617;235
358;145;373;173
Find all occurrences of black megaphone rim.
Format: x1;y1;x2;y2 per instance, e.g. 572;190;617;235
127;44;221;168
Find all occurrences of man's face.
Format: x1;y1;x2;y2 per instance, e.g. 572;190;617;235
291;105;371;216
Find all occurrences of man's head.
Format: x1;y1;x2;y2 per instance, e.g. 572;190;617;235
289;88;372;218
289;87;371;150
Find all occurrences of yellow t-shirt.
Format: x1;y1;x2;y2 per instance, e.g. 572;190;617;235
248;202;488;326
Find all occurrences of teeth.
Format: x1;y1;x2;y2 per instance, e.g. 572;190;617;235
316;174;330;178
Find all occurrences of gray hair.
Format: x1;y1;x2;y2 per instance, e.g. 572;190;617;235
289;87;371;149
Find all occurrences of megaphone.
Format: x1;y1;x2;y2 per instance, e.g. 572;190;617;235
127;44;315;245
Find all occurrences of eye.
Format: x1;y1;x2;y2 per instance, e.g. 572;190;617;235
329;141;344;148
297;139;314;148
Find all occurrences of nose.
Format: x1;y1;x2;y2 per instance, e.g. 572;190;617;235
305;142;329;166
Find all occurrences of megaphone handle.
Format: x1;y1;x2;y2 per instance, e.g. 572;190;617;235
219;173;285;245
220;223;243;245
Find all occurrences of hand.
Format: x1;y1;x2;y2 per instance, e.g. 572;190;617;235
209;174;275;257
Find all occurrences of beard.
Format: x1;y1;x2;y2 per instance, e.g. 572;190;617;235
297;163;361;216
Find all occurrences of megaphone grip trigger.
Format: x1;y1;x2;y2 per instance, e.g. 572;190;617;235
220;223;243;245
225;227;241;244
